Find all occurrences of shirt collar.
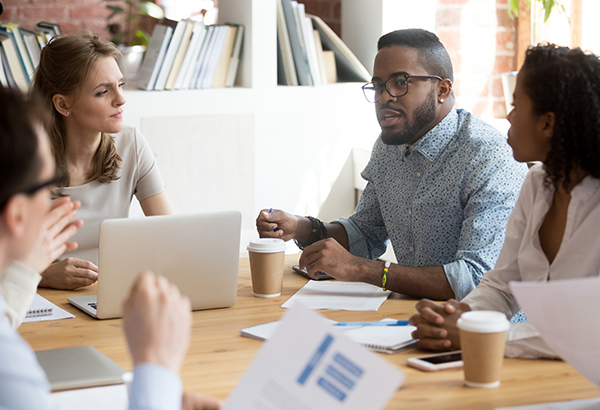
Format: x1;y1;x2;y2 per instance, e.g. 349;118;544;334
572;173;600;202
408;109;458;162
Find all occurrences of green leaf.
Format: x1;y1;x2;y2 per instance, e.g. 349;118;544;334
543;0;555;22
138;2;164;20
106;5;124;13
106;5;125;20
508;0;520;18
132;29;151;47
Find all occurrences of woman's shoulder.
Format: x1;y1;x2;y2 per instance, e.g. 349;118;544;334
519;163;551;201
111;126;150;154
111;125;138;146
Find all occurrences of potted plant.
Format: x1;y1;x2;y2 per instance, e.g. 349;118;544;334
104;0;165;80
507;0;566;22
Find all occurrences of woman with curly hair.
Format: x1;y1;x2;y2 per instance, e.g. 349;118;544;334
31;32;174;290
410;43;600;358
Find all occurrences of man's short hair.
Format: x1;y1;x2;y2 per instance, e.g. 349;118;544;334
378;29;454;82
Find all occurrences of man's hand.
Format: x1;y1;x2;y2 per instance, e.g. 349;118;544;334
409;298;471;351
123;272;191;375
19;197;83;273
39;257;98;290
181;392;223;410
298;237;368;281
255;209;302;241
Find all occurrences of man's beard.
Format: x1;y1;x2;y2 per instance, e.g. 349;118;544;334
380;87;437;146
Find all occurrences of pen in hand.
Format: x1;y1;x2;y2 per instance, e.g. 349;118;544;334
335;320;410;327
269;208;280;232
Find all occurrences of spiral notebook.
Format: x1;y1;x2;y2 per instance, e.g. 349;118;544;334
23;293;75;323
241;318;417;354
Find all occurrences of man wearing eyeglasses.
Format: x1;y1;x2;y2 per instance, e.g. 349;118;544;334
257;29;527;301
0;100;83;328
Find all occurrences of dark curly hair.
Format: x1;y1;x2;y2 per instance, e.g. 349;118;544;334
521;44;600;190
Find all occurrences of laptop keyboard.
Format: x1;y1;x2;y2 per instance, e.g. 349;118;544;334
88;303;97;310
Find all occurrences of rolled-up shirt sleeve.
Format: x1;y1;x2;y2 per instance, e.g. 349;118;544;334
129;363;182;410
0;261;42;328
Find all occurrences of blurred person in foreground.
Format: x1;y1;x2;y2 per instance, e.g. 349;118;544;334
0;86;221;409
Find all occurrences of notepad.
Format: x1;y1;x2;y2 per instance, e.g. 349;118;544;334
23;293;75;323
241;318;417;354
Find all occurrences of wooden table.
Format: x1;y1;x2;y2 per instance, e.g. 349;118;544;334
19;255;600;409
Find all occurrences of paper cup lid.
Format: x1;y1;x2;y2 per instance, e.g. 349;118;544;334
247;238;286;253
457;311;509;333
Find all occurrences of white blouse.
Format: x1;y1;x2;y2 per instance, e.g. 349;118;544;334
463;164;600;358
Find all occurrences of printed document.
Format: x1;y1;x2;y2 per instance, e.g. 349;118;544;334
281;281;391;311
225;302;404;409
510;277;600;388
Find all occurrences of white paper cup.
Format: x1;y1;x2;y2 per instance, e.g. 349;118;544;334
457;311;509;388
247;238;286;298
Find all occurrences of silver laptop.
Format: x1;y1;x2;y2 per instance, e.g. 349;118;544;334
68;211;241;319
35;345;125;392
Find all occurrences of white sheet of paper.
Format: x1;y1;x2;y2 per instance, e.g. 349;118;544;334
225;302;405;410
281;281;391;311
510;277;600;388
50;384;128;410
23;293;75;323
496;397;600;410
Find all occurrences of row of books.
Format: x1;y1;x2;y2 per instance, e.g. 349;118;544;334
277;0;370;86
0;21;62;92
136;19;244;91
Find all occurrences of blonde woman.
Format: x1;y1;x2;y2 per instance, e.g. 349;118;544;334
31;32;175;290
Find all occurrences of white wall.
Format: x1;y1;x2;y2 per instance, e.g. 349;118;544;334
341;0;436;75
124;85;380;256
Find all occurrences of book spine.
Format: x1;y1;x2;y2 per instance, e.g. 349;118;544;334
280;0;310;85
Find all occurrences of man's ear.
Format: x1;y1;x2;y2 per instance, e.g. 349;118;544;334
1;196;28;239
438;78;453;101
52;94;71;117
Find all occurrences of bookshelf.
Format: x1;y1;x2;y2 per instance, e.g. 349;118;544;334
124;0;380;254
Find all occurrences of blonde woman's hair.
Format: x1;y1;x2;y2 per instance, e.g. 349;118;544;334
30;31;122;187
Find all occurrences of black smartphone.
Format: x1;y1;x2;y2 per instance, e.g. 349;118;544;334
292;265;333;280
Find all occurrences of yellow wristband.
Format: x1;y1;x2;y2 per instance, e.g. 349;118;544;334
382;260;390;291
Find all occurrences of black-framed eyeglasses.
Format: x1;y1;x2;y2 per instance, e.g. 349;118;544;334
0;170;66;210
362;74;443;103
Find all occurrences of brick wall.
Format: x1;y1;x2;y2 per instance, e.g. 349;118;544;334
436;0;517;118
1;0;111;39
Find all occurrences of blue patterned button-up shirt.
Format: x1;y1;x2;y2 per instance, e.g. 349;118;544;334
337;109;528;299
